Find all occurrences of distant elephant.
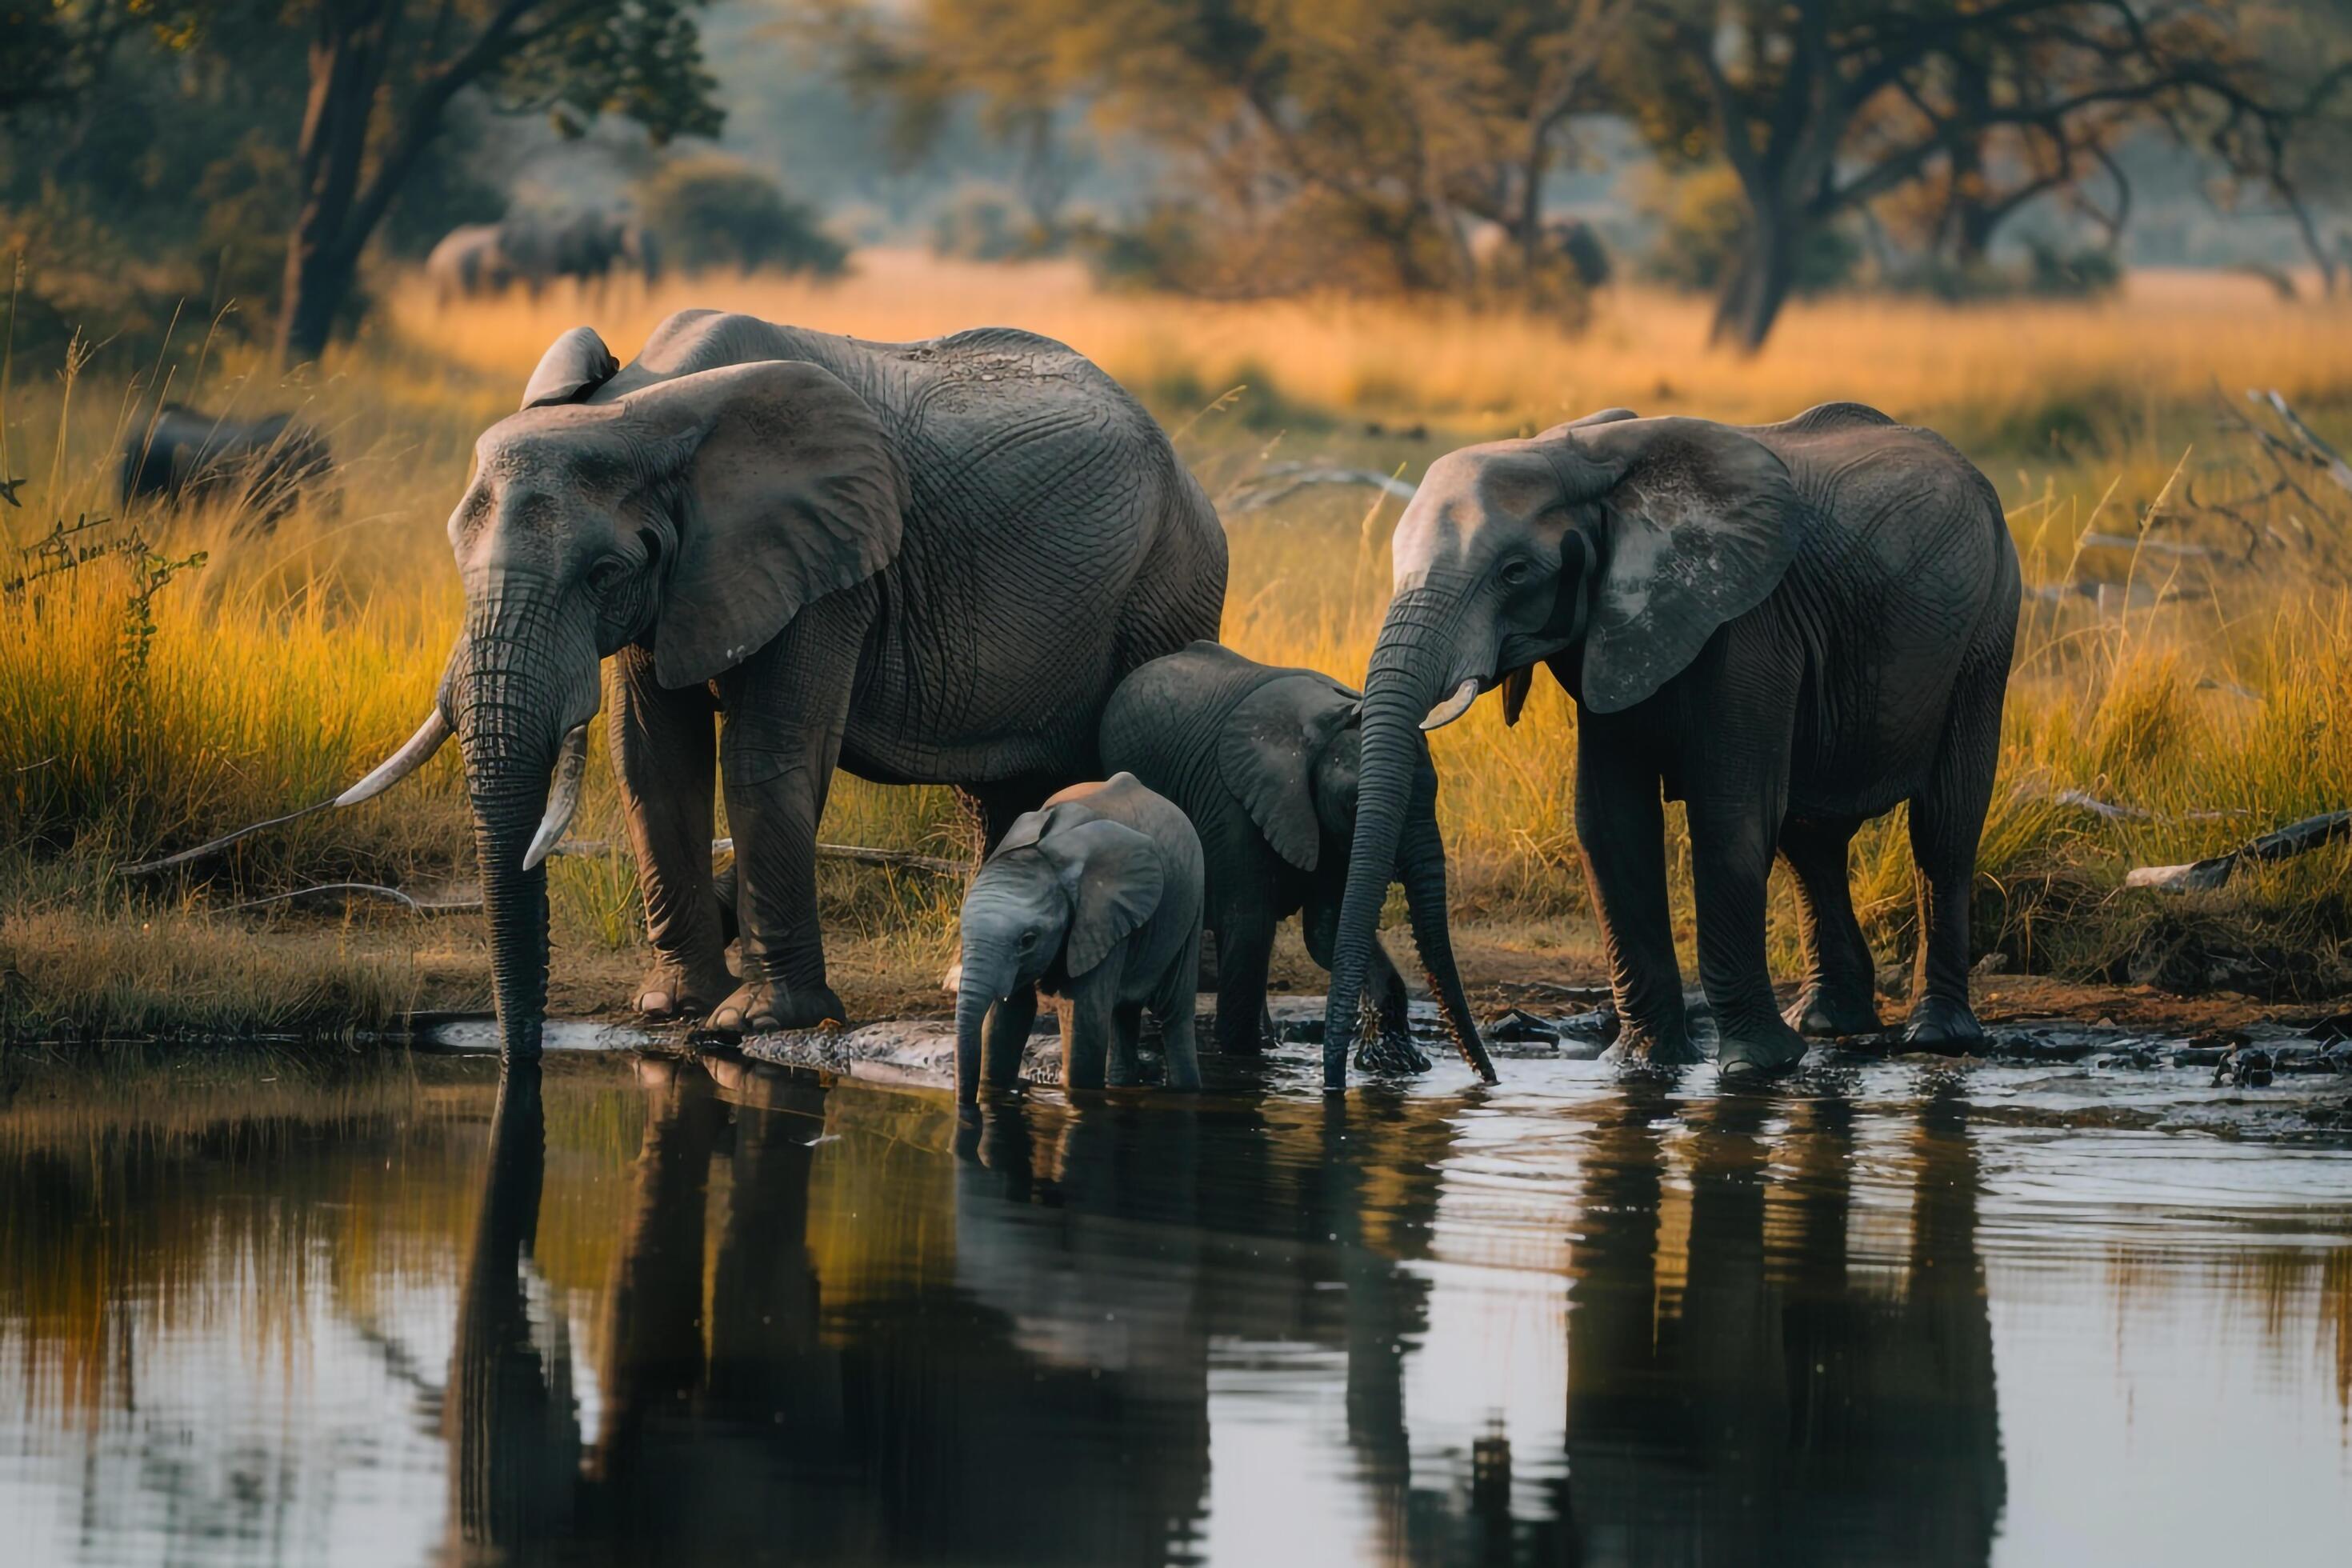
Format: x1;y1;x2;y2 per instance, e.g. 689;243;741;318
1098;641;1493;1081
427;211;656;302
118;405;333;522
1322;403;2020;1090
331;311;1226;1062
954;773;1205;1102
426;223;514;301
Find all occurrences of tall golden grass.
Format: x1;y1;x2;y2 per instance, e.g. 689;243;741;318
2;254;2349;1034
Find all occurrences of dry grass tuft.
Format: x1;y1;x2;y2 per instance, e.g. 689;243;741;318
2;253;2349;1035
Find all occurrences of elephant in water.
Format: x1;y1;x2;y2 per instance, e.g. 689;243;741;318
328;310;1226;1061
953;772;1206;1102
1322;403;2019;1089
119;405;333;523
1097;640;1492;1079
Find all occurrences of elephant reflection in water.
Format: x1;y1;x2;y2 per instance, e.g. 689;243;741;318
954;1085;1467;1561
443;1058;1222;1564
1554;1086;2006;1566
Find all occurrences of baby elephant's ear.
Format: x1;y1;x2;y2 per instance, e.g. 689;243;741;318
1041;818;1166;977
1218;680;1354;873
520;326;620;410
992;806;1054;858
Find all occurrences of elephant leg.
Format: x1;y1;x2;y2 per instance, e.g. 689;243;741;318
1110;1002;1145;1087
982;984;1038;1090
1778;814;1881;1038
1686;757;1810;1082
1060;962;1122;1093
1575;720;1694;1065
1905;670;2004;1049
607;647;732;1020
1157;928;1204;1091
1210;910;1277;1055
709;590;874;1034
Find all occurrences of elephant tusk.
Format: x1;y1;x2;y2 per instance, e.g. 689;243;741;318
335;711;452;807
522;725;590;870
1420;678;1481;732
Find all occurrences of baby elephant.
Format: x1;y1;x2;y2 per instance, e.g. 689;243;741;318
954;774;1205;1104
1100;642;1494;1082
120;406;334;524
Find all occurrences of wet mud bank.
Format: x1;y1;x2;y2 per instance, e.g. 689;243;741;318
602;990;2352;1141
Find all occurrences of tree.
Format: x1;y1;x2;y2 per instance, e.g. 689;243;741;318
803;0;1634;297
1622;0;2350;350
275;0;722;359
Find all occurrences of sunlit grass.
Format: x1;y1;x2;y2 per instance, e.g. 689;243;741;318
2;253;2349;1037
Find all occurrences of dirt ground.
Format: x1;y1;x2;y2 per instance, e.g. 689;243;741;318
469;920;2343;1037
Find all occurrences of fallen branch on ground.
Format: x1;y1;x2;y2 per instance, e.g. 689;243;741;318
2124;809;2352;892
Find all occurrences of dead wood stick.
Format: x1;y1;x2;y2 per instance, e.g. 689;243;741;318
2125;809;2352;892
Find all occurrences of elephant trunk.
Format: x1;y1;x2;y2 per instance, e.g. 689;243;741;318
954;946;1011;1106
451;585;602;1065
1398;807;1496;1083
1323;588;1460;1090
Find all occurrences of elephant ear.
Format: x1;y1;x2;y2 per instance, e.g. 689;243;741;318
1039;818;1166;978
630;359;904;689
520;326;620;410
1549;417;1802;714
1218;678;1354;873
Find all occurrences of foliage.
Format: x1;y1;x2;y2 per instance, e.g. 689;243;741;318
929;185;1059;264
634;155;846;276
803;0;1638;301
1637;166;1858;296
1618;0;2350;348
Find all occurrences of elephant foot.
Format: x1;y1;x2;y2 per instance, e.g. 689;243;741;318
1903;993;1986;1053
1354;1026;1432;1076
1717;1022;1810;1086
1600;1022;1702;1069
1784;982;1882;1039
707;978;849;1035
634;955;736;1022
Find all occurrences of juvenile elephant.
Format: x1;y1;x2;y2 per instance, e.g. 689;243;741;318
119;405;333;522
1324;403;2019;1089
954;774;1205;1102
1098;642;1494;1081
329;311;1226;1061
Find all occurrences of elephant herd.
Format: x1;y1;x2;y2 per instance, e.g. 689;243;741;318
298;304;2019;1097
426;210;661;301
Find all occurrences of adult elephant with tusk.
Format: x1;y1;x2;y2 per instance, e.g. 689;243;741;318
343;310;1226;1062
1324;402;2020;1091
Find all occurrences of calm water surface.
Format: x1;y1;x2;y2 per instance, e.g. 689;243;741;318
2;1046;2348;1566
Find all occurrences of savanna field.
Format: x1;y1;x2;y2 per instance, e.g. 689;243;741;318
4;253;2350;1039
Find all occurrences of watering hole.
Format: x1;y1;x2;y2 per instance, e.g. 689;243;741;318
1;1017;2349;1566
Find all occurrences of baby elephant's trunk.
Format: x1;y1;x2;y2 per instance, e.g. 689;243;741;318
954;966;998;1106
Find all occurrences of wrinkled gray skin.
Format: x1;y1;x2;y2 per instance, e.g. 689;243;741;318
954;774;1205;1103
1098;641;1494;1082
427;212;658;301
368;310;1222;1062
1326;403;2020;1090
119;405;334;523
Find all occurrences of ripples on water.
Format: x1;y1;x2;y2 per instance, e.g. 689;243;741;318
0;1049;2347;1566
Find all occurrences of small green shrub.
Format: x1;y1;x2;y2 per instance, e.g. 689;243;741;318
634;156;846;277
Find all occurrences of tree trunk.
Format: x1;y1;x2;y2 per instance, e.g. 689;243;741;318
278;6;398;362
1711;194;1799;354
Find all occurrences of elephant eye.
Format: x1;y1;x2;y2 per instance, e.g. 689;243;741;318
590;555;629;594
1019;929;1038;949
1499;558;1533;586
